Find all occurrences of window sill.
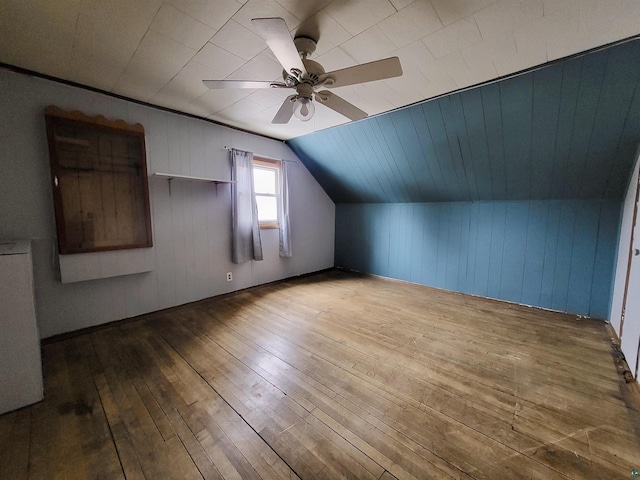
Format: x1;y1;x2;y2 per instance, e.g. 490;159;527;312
259;222;279;230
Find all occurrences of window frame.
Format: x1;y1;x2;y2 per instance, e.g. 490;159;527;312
252;157;281;229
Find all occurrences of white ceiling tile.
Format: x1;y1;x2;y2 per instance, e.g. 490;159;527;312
542;0;579;16
149;3;215;50
166;0;242;30
69;48;127;91
390;0;418;10
152;60;225;108
493;40;547;76
460;30;517;75
339;26;397;64
620;0;640;17
315;47;361;72
225;68;262;81
509;7;580;73
430;0;498;25
180;101;213;118
76;0;162;46
609;2;640;42
309;105;353;128
512;36;548;70
185;88;252;117
211;20;267;61
577;0;627;30
352;80;392;102
296;10;351;58
415;75;458;99
393;40;436;76
273;0;333;21
346;89;396;116
233;0;302;32
382;75;427;106
470;13;549;77
535;6;583;61
245;108;319;138
1;0;635;140
422;16;482;58
514;2;578;50
546;18;615;62
71;0;164;88
134;31;197;69
263;123;319;141
216;97;267;122
112;74;163;102
447;61;497;90
378;1;443;49
412;75;437;98
225;67;282;84
113;31;196;100
0;0;80;79
247;89;292;108
474;0;544;39
393;67;432;98
324;0;397;36
422;51;469;87
241;52;284;80
191;43;246;78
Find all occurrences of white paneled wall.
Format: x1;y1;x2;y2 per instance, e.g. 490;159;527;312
0;69;335;338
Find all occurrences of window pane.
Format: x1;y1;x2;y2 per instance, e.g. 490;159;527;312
253;167;277;194
256;195;278;222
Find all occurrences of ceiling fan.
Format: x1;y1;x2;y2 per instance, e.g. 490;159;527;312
202;17;403;124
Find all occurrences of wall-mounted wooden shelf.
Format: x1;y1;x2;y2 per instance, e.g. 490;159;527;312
151;172;234;184
151;172;234;195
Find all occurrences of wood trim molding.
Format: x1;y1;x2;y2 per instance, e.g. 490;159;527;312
45;105;144;133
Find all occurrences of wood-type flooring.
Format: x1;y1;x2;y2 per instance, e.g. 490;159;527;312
2;270;639;479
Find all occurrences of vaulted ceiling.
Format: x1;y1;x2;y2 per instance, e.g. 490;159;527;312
288;39;640;203
1;0;639;140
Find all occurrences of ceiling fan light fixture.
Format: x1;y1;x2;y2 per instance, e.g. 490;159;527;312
293;96;315;122
203;18;404;125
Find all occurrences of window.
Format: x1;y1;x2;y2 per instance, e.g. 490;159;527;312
253;158;280;229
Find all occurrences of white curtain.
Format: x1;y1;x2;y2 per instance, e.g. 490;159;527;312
231;149;263;263
278;160;292;257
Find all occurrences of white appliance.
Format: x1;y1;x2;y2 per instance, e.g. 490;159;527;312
0;240;43;414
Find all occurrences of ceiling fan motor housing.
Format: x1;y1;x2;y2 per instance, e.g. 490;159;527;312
294;36;317;57
281;58;325;86
296;82;314;100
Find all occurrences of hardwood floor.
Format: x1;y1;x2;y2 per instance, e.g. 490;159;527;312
1;270;640;479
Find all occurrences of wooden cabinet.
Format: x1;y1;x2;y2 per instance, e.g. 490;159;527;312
45;107;152;254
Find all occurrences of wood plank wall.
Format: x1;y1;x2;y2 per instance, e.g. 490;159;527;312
288;40;640;204
335;199;620;319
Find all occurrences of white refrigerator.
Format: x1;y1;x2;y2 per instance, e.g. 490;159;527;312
0;240;43;414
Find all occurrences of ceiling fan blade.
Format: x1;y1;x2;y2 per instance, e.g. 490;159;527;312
203;80;288;89
323;57;403;88
315;91;367;121
272;95;296;124
251;18;305;77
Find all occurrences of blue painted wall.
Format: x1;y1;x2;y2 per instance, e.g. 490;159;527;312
287;41;640;320
289;40;640;205
336;200;620;319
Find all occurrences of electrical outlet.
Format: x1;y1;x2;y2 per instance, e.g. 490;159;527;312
226;272;232;282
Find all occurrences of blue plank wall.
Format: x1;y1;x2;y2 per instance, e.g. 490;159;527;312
335;200;619;319
290;40;640;320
